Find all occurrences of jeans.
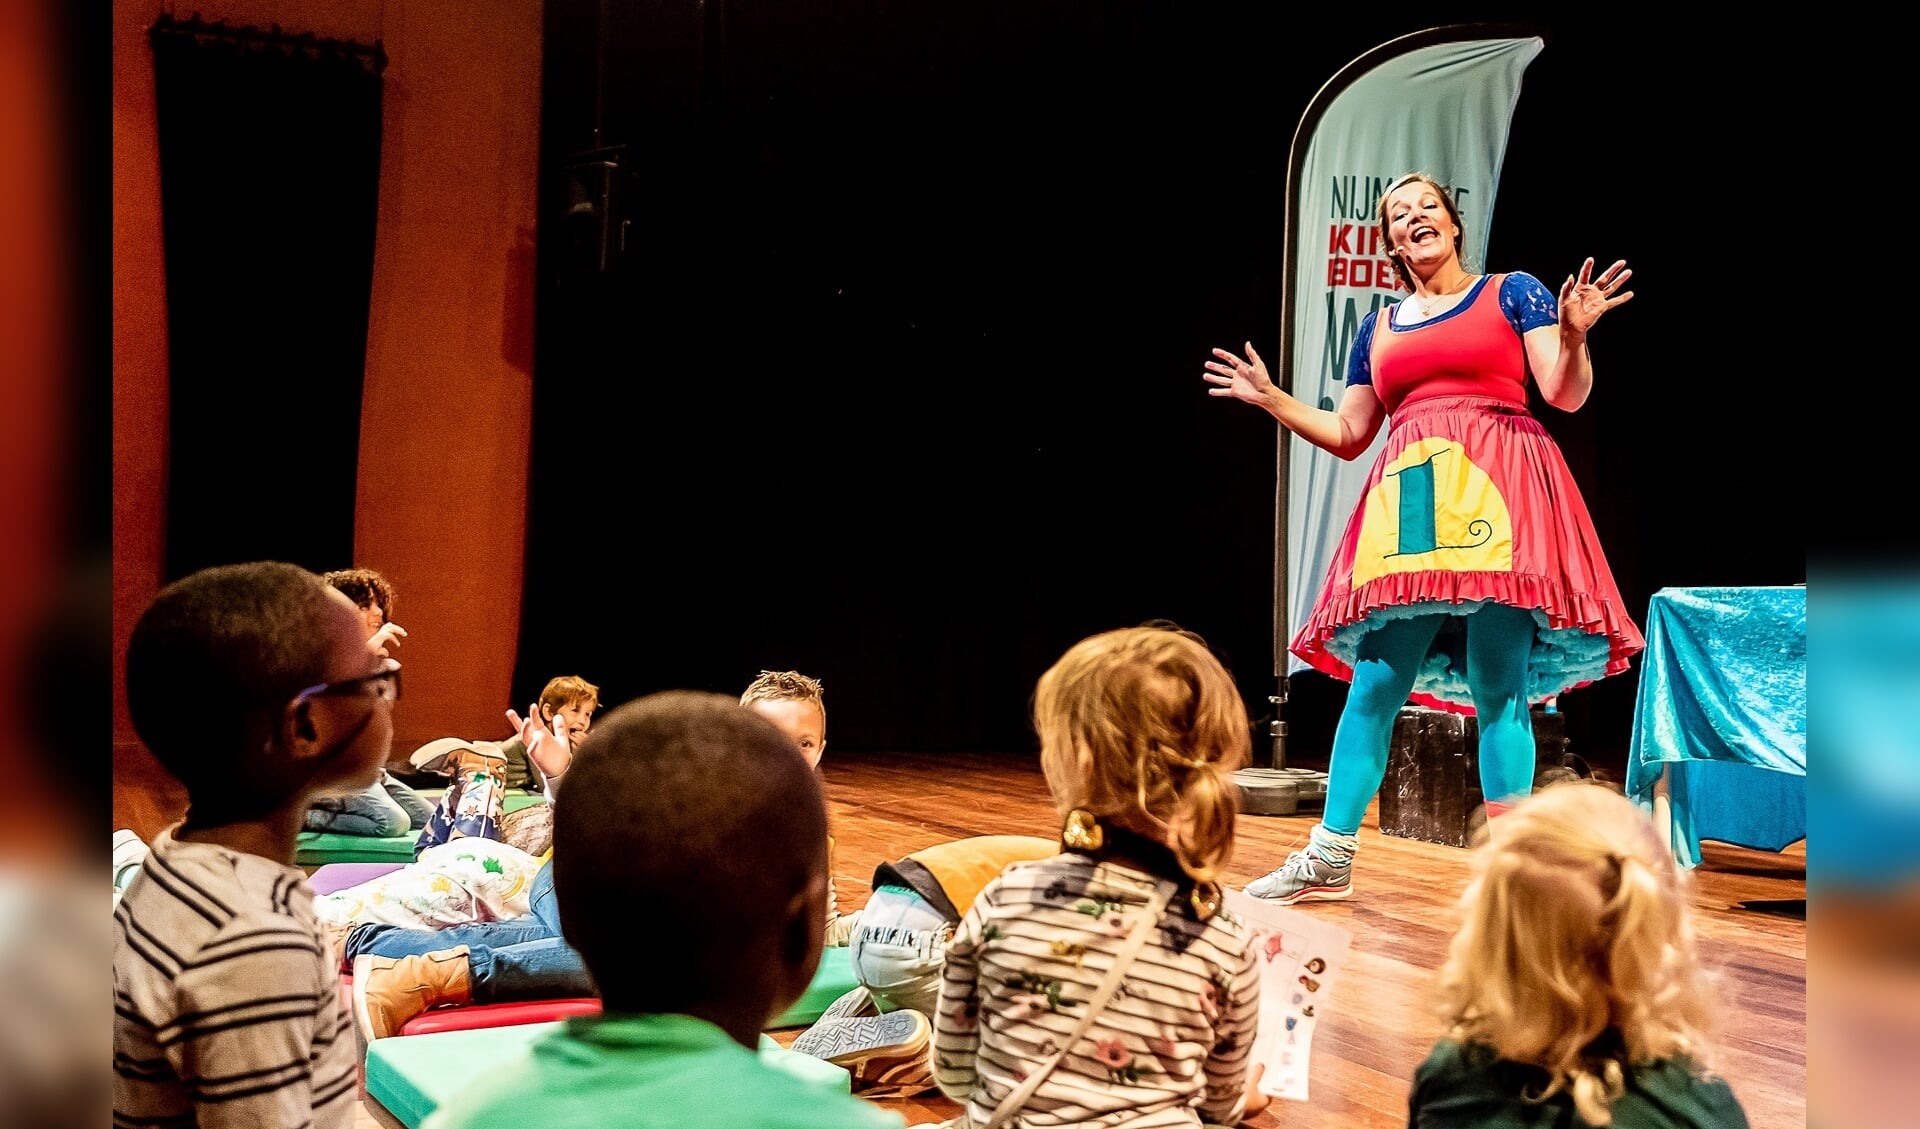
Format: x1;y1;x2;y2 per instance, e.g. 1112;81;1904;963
849;884;950;1016
343;858;598;1003
307;771;436;837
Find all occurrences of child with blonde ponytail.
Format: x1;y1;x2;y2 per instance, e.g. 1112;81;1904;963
924;626;1268;1129
1411;782;1750;1128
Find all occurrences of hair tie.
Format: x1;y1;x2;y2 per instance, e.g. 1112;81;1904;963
1062;809;1104;851
1190;881;1221;921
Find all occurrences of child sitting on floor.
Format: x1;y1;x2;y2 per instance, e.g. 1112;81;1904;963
304;677;590;951
344;669;851;1038
791;834;1059;1096
321;565;408;657
114;562;397;1128
1408;781;1750;1128
418;691;904;1129
408;674;600;854
737;670;863;942
924;626;1268;1129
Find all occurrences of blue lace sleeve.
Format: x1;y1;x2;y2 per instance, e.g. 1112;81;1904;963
1347;309;1380;387
1501;271;1558;334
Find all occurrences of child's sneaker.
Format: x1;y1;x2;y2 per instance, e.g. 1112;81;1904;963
821;984;877;1021
790;1008;933;1095
1244;848;1352;904
112;829;149;900
409;738;506;777
409;737;476;776
351;946;473;1040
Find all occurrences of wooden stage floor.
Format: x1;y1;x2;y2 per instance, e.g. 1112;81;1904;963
359;749;1805;1129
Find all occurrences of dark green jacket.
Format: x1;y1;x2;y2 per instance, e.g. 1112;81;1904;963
1409;1039;1749;1129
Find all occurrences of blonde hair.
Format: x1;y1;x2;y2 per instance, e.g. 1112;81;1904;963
739;670;825;721
1433;782;1723;1126
541;675;601;715
1034;627;1249;891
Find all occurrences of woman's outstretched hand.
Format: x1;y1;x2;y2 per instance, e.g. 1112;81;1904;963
1203;341;1277;407
1559;257;1633;336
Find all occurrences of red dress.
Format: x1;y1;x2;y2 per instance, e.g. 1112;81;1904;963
1289;274;1645;713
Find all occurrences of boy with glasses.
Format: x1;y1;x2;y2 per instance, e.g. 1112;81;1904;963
114;562;400;1129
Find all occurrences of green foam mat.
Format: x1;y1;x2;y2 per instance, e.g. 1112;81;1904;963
295;792;543;865
768;944;858;1028
364;1021;851;1127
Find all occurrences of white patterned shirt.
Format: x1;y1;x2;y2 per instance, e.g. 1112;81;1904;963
934;853;1260;1128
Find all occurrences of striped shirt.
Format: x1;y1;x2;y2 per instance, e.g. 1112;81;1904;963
933;854;1260;1128
113;827;357;1129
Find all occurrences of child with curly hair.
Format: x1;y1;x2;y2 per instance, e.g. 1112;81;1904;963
1410;782;1749;1128
926;626;1268;1128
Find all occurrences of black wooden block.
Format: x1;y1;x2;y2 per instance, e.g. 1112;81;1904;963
1378;706;1569;847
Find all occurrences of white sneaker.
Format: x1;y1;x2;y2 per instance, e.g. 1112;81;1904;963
409;737;481;775
113;829;149;902
791;1008;934;1095
1243;848;1353;904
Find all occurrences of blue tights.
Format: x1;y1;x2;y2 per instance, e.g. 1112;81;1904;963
1321;604;1540;836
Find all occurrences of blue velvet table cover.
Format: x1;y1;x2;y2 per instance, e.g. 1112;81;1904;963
1626;586;1806;868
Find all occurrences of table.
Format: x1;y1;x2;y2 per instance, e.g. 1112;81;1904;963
1626;586;1805;869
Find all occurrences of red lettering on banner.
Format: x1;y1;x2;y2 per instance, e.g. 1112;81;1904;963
1333;223;1385;256
1327;255;1410;292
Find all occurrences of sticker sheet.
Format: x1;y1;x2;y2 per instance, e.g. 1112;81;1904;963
1222;888;1353;1101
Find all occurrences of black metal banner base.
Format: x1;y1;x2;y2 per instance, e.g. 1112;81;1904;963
1233;767;1330;817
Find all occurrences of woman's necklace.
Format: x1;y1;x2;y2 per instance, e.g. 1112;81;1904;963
1413;274;1477;318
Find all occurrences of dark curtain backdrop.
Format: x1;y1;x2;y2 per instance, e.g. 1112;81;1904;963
150;17;384;582
518;3;1797;768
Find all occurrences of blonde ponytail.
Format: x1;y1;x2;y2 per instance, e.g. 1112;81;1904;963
1167;752;1237;889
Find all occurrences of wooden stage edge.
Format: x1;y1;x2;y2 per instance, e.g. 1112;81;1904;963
357;749;1806;1129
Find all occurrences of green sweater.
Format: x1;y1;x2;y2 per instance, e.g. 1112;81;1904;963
423;1012;903;1129
1408;1039;1749;1129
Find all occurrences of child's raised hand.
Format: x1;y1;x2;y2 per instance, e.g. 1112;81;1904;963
508;703;572;783
367;621;408;657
